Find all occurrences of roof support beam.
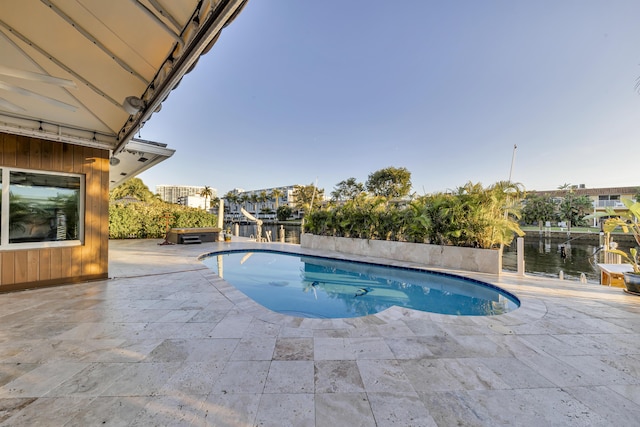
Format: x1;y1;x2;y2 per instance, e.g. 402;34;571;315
0;112;117;150
129;0;184;45
0;19;124;111
40;0;149;86
0;26;116;133
146;0;182;33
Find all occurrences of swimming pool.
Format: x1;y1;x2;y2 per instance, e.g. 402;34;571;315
200;250;519;318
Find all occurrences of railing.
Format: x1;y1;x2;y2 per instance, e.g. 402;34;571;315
596;201;625;208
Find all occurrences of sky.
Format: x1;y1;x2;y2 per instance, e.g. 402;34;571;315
138;0;640;197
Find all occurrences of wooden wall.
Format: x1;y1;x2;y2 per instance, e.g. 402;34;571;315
0;132;109;292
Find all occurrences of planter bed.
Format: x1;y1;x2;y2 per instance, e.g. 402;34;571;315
300;234;502;275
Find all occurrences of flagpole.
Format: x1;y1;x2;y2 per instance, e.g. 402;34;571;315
508;144;517;182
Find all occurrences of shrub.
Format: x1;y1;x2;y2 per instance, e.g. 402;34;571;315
305;181;524;249
109;202;217;239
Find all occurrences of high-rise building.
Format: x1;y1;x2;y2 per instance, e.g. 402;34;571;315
177;195;207;210
156;185;217;204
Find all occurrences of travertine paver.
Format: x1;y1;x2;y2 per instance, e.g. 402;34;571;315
0;238;639;426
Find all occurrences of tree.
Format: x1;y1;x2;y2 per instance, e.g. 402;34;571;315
211;196;220;210
408;181;524;248
249;193;259;213
558;194;593;229
521;194;555;232
331;178;365;201
277;205;293;221
239;193;249;211
110;178;156;202
270;188;284;210
555;183;593;231
199;186;213;210
258;191;269;212
556;183;575;233
365;166;412;199
293;183;324;214
223;191;239;211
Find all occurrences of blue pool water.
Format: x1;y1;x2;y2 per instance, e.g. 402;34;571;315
200;250;520;319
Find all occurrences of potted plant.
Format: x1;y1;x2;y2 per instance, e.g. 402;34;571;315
603;199;640;294
224;228;232;242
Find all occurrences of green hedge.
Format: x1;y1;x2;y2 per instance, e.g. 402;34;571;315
109;202;218;239
304;182;525;249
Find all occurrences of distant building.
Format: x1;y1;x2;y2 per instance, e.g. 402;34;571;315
223;185;316;220
530;185;639;225
156;185;217;204
177;195;207;210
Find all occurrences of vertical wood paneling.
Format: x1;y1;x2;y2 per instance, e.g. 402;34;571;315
0;132;109;290
52;142;63;171
3;137;16;166
16;136;30;168
74;145;86;172
40;140;53;170
50;249;62;279
60;247;72;278
98;149;109;274
27;250;39;282
39;249;51;281
29;139;41;169
62;143;73;172
2;253;14;285
14;252;28;283
70;246;82;277
81;146;93;274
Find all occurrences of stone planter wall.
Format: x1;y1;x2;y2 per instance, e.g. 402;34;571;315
300;234;502;275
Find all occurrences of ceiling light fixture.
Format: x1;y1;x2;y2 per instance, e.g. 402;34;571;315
122;96;144;114
109;156;120;166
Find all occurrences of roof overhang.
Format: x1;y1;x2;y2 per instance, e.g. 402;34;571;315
108;138;176;190
0;0;247;158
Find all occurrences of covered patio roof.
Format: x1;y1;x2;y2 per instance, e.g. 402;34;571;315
0;0;247;181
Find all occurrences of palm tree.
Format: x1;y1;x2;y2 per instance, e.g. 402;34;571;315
211;196;220;211
223;191;238;212
249;193;259;214
258;190;269;213
293;184;324;215
200;186;213;211
239;194;250;211
270;188;284;210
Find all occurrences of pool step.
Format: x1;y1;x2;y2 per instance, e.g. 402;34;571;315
180;235;202;244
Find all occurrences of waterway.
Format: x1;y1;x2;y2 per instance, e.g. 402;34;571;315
229;223;634;284
229;223;302;244
502;236;634;283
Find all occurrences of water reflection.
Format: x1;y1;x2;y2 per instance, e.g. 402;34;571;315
502;236;634;282
204;251;519;318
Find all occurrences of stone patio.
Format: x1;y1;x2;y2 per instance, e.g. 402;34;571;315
0;238;639;426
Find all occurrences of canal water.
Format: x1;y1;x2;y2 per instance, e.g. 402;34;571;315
230;223;634;283
503;235;635;283
229;223;302;244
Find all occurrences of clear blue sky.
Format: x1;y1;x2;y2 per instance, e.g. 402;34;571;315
139;0;640;197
